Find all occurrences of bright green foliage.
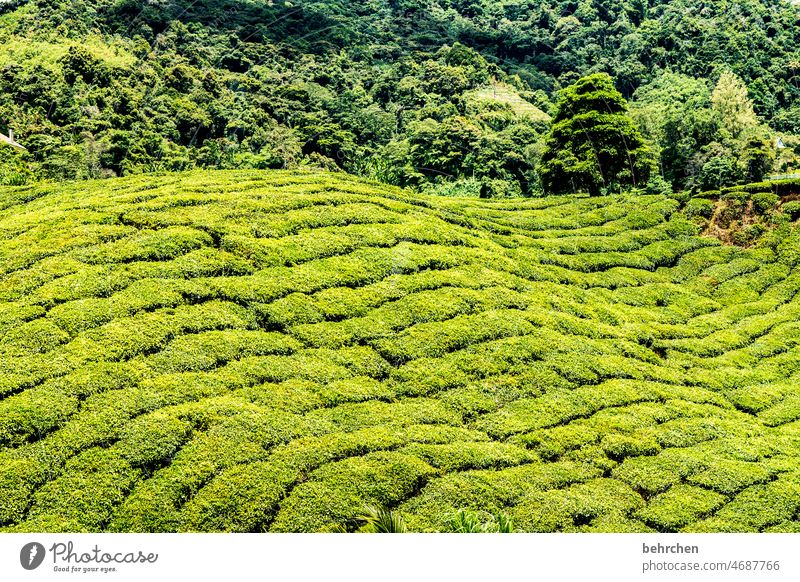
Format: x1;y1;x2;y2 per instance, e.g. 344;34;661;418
356;506;408;533
636;484;726;531
751;192;779;215
540;74;654;196
783;201;800;221
447;509;513;533
630;71;782;192
1;169;800;533
685;198;716;220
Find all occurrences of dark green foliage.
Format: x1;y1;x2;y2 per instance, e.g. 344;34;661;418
698;152;742;191
540;74;653;196
743;137;775;184
1;0;798;197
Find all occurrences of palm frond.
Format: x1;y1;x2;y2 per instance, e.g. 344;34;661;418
357;505;407;533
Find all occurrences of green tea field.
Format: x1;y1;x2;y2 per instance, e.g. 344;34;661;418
1;170;800;533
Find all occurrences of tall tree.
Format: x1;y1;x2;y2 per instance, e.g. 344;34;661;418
631;72;716;190
711;71;759;142
539;73;653;196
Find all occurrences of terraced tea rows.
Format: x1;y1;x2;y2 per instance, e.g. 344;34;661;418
1;169;800;532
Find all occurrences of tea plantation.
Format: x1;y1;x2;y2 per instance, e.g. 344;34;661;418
2;169;800;533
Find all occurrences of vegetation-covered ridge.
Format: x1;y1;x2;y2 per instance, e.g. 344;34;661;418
2;169;800;533
2;0;800;196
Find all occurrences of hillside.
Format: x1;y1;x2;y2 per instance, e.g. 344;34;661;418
2;0;800;195
1;170;800;532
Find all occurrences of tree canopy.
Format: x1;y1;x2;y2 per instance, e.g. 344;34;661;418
540;73;653;195
0;0;799;194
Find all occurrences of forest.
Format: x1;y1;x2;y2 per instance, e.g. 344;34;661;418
1;0;800;197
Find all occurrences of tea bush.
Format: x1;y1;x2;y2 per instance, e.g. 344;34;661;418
2;169;800;532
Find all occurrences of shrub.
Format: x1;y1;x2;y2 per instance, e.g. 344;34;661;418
512;478;644;532
2;169;800;534
635;484;726;531
687;460;774;495
399;441;532;472
0;385;78;446
782;200;800;220
447;509;513;532
690;477;800;531
751;192;779;214
269;452;437;532
684;198;716;220
23;448;139;530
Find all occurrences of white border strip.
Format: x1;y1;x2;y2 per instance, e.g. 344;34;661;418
1;533;798;582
